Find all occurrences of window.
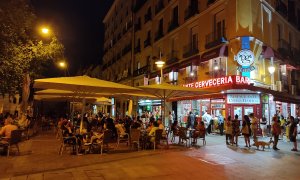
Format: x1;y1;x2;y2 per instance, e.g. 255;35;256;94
277;24;281;41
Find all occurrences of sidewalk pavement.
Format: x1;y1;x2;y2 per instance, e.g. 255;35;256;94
0;131;299;180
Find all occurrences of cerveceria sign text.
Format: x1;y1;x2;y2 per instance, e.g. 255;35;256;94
183;75;250;89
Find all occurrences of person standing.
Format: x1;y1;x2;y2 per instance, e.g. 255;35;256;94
232;114;240;146
218;114;224;136
168;111;173;128
249;113;258;142
242;115;251;147
260;116;267;137
289;116;298;151
187;111;195;129
225;116;233;145
272;116;281;150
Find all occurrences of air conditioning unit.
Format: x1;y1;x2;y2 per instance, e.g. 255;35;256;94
276;81;282;92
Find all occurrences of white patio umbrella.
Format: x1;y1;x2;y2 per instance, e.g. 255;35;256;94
34;75;142;133
138;83;214;125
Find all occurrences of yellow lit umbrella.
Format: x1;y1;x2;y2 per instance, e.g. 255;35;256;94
34;75;141;133
138;83;213;125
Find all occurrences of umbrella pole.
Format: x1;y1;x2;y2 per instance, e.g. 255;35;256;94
80;98;86;134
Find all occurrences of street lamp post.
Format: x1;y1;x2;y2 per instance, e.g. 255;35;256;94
155;60;165;84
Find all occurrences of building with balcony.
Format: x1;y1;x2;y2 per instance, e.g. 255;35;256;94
102;0;300;123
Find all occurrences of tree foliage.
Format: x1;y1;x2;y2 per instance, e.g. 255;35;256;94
0;0;64;96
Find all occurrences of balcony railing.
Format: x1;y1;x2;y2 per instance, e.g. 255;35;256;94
133;65;149;77
144;37;151;48
166;51;179;64
207;0;217;6
134;44;141;54
134;22;141;32
205;29;226;49
278;39;292;58
144;12;152;23
168;20;179;32
184;5;199;21
155;0;164;14
154;30;164;41
122;43;131;55
183;41;199;58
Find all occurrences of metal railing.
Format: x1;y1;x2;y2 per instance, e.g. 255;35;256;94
183;41;199;58
205;29;226;49
133;65;149;77
166;51;179;64
184;5;199;21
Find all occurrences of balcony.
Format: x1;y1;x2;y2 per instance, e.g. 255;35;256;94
205;29;226;49
154;30;164;42
207;0;217;6
116;53;121;61
155;0;164;15
134;22;141;32
133;0;147;13
276;1;287;17
133;65;149;77
278;39;291;58
144;12;152;23
134;44;141;54
144;37;151;48
122;43;131;55
168;20;179;32
183;41;199;58
184;5;199;21
166;51;179;64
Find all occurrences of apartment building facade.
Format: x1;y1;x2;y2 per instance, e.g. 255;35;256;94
102;0;300;123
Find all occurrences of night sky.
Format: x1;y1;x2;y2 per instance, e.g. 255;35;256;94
31;0;113;75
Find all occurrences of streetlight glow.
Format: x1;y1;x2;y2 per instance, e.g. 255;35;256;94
155;60;165;68
155;60;165;84
268;66;275;74
59;61;66;68
41;28;49;34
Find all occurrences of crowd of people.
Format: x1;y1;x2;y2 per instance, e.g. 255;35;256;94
55;111;171;153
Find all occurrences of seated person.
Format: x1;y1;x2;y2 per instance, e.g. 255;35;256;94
115;121;127;138
18;114;30;129
148;121;159;142
0;117;18;142
157;119;166;137
192;121;206;143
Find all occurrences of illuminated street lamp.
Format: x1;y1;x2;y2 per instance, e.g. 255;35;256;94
58;61;67;76
268;57;276;90
39;26;51;37
155;60;165;84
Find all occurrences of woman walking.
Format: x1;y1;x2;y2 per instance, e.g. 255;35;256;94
289;116;298;151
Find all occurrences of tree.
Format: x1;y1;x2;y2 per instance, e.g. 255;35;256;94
0;0;64;113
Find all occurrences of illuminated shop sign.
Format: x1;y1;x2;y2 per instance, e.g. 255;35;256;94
235;49;255;72
183;75;250;89
227;94;260;104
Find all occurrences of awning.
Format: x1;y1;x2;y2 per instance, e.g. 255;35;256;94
261;45;283;60
169;83;300;104
200;44;228;62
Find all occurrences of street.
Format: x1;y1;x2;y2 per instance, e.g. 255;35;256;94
1;131;299;180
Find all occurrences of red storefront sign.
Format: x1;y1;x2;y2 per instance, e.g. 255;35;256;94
183;75;250;89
